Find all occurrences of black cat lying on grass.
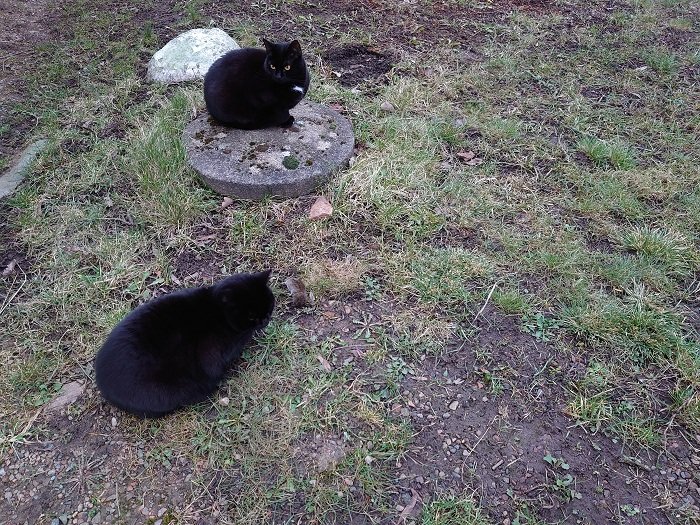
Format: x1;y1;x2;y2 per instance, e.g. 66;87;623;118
204;38;310;129
95;271;275;418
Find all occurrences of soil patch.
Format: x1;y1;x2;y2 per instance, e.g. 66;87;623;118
322;45;395;87
0;0;60;162
0;387;220;525
392;308;699;523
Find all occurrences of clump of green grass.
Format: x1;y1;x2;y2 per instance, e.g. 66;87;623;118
616;225;697;275
377;311;457;359
388;247;495;313
577;136;636;169
568;365;663;446
670;385;700;433
421;494;491;525
572;174;648;220
610;415;661;447
567;391;614;432
492;288;533;316
644;49;679;74
124;89;213;227
562;296;697;365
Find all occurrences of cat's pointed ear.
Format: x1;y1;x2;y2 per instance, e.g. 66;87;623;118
287;39;302;57
257;269;272;282
262;38;274;53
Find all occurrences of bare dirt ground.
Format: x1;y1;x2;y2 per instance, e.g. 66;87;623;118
0;0;61;163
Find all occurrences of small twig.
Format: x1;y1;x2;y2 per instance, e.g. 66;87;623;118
396;488;421;524
462;413;498;459
533;356;555;378
619;454;651;472
0;264;28;317
1;408;42;448
472;281;499;323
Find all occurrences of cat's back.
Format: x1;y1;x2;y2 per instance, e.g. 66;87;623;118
205;47;267;85
117;287;209;331
95;287;214;363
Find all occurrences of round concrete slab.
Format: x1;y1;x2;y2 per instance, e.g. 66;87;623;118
183;101;354;199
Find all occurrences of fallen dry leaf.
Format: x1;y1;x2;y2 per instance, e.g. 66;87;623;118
351;348;366;358
309;196;333;221
2;258;18;276
316;354;332;372
271;202;290;224
195;233;217;242
397;489;421;523
285;276;310;307
456;150;484;166
456;150;476;161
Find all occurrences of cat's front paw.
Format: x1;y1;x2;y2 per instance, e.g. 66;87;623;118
281;115;295;128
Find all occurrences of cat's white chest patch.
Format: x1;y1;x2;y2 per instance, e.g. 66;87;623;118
292;85;305;94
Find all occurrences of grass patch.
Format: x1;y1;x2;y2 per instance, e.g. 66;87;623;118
421;494;491;525
577;136;636;169
2;0;700;522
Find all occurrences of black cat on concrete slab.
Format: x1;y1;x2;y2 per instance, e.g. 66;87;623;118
94;271;275;418
204;38;310;129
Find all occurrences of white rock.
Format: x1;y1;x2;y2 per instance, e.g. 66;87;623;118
147;28;239;84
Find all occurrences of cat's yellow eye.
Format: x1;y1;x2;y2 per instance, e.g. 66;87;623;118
270;64;276;70
284;65;291;71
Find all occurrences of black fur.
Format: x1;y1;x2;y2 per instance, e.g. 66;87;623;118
94;271;275;418
204;38;310;129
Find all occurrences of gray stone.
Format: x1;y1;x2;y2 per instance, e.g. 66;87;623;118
0;139;48;199
183;101;354;199
315;440;346;472
45;381;85;413
147;28;239;84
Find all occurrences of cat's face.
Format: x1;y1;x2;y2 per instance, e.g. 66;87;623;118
262;39;305;83
214;271;275;331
